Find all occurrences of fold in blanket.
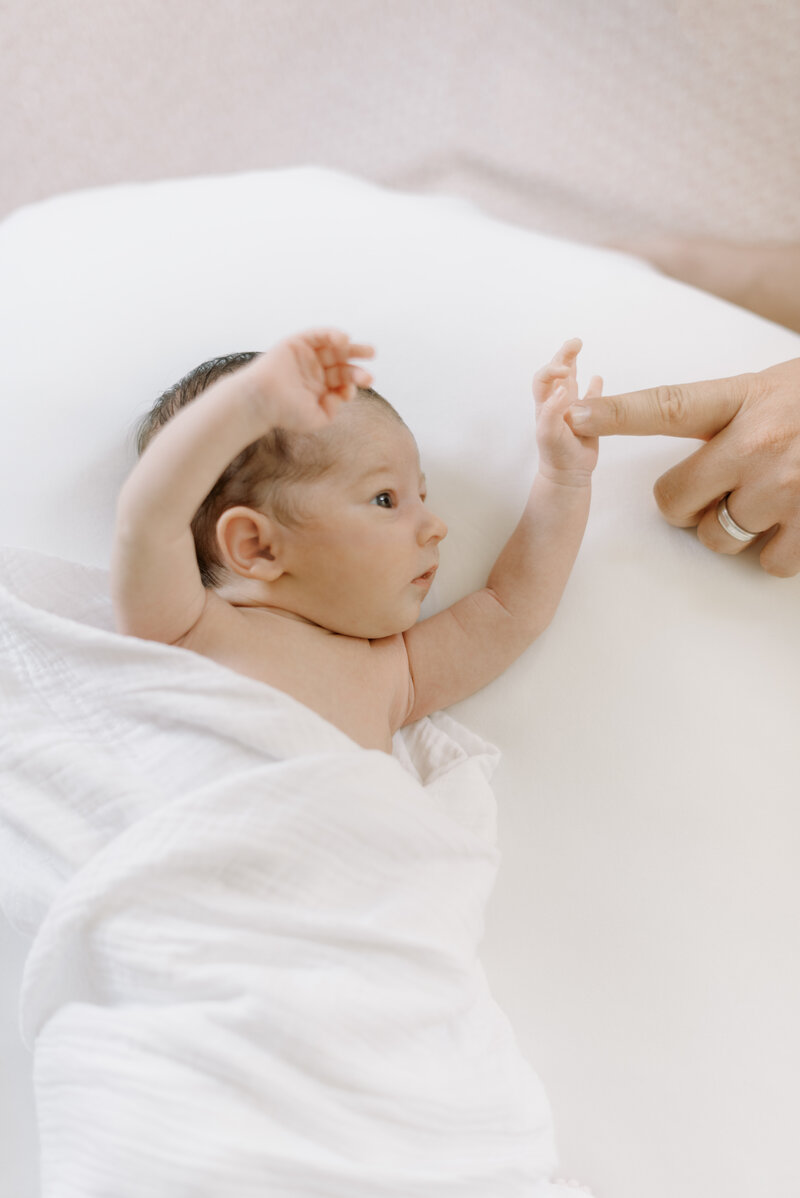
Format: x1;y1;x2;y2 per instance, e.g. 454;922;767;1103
0;548;558;1197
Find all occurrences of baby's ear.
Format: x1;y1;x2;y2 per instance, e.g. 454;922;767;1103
215;506;284;581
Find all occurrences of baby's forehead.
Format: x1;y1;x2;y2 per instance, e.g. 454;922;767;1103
330;403;420;473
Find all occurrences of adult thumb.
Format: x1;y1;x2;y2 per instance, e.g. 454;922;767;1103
565;374;751;440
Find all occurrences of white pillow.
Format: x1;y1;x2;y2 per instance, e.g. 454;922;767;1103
2;167;799;1198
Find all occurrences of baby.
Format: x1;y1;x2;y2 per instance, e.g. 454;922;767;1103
111;329;601;749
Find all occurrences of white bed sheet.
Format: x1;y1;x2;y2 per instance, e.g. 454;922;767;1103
1;167;799;1198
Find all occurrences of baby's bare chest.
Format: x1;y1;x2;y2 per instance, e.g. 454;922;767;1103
180;603;411;752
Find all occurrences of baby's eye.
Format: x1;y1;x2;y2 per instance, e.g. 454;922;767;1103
371;491;394;509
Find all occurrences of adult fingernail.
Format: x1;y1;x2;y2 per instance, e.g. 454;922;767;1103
567;405;590;426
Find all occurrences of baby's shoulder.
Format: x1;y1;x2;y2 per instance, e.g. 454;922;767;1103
170;586;241;651
366;632;415;730
175;593;413;734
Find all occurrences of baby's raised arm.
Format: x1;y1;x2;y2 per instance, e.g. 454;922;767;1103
401;340;602;723
111;330;374;644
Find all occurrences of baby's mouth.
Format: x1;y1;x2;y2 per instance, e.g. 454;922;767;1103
412;566;437;586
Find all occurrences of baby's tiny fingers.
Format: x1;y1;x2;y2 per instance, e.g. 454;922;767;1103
549;338;583;370
583;375;603;399
535;363;571;382
533;363;570;402
305;327;348;363
324;363;350;388
557;337;583;359
319;392;347;420
347;342;376;360
537;384;571;414
551;384;574;409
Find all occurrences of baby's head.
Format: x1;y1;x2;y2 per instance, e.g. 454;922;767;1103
138;352;447;638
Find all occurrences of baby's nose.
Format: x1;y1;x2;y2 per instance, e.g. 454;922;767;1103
423;510;448;543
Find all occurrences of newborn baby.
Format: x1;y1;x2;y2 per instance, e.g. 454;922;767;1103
104;327;602;1197
112;329;601;751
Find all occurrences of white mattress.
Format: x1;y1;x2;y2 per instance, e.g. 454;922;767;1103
1;167;799;1198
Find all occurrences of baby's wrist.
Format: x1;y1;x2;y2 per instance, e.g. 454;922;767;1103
236;355;292;432
536;465;593;490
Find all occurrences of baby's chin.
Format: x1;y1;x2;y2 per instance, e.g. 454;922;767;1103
326;609;421;640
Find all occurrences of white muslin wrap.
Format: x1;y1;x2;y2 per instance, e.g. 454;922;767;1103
0;548;559;1197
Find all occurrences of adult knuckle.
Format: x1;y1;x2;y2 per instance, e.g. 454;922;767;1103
753;418;794;457
740;369;764;400
739;376;800;448
770;469;800;512
759;550;797;578
695;522;716;549
652;473;685;520
603;395;628;429
652;385;690;428
652;474;671;508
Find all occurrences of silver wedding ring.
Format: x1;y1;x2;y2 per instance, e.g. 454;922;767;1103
716;494;758;543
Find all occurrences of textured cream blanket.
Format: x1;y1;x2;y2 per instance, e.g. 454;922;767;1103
0;549;560;1197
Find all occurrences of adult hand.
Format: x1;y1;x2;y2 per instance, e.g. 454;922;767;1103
565;358;800;576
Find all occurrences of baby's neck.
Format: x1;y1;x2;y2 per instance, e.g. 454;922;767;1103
228;598;335;632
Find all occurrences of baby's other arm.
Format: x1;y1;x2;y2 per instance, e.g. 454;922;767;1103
112;329;374;644
401;340;601;723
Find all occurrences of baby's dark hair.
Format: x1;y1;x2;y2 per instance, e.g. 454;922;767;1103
137;351;402;588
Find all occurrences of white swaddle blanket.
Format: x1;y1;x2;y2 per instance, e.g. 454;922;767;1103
0;548;561;1197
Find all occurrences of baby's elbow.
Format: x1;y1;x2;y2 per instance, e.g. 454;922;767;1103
485;587;548;649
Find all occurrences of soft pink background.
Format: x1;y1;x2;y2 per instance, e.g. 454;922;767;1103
3;0;800;241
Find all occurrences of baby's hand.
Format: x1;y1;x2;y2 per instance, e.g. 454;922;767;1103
533;338;601;486
250;328;376;432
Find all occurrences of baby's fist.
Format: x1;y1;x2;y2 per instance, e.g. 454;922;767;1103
250;328;376;432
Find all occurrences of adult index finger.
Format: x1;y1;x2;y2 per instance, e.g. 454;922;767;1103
565;372;753;440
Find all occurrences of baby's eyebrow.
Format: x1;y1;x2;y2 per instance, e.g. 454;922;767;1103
358;464;427;490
